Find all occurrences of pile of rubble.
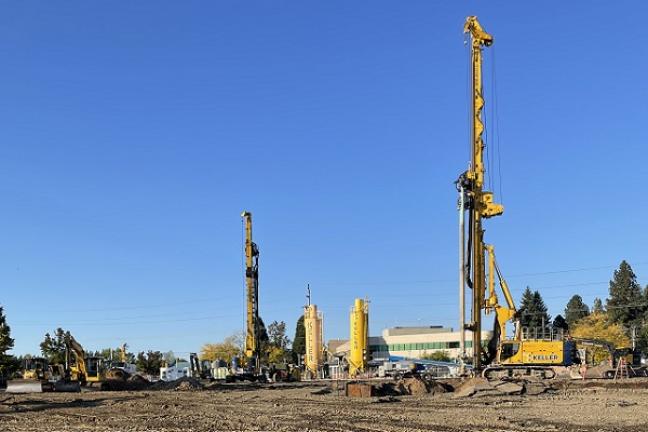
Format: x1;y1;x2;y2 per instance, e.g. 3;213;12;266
452;377;556;398
347;377;451;398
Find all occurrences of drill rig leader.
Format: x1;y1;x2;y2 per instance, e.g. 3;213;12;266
457;16;575;379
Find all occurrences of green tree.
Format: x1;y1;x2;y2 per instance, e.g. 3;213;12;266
0;306;16;377
553;314;569;332
518;287;551;329
292;315;305;364
40;328;70;364
421;351;451;362
267;320;290;350
564;295;589;327
592;297;604;314
607;261;644;327
136;351;163;375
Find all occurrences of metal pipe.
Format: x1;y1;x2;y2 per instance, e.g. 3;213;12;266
458;184;466;366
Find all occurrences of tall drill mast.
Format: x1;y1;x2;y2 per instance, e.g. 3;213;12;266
241;211;260;373
458;16;504;370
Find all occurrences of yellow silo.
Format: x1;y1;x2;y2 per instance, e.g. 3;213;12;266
349;298;368;377
304;304;323;378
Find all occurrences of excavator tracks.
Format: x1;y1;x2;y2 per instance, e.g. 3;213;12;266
483;366;556;381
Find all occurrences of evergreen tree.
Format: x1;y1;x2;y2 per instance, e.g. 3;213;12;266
136;351;163;375
564;295;589;327
292;315;305;364
518;287;535;328
518;287;551;329
592;297;604;314
606;261;644;327
0;306;16;376
532;291;552;326
257;317;270;358
40;328;70;364
552;314;569;332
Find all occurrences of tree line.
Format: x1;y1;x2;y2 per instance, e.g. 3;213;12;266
517;260;647;351
1;260;646;375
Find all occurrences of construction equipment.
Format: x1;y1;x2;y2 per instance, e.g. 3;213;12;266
304;303;324;379
6;358;79;393
189;352;213;379
66;334;106;387
349;298;369;377
457;16;575;379
573;338;645;378
6;357;55;393
106;343;137;378
242;210;261;375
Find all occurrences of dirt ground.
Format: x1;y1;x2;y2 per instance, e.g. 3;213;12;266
2;380;648;432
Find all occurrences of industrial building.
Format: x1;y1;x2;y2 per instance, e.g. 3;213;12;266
330;326;492;361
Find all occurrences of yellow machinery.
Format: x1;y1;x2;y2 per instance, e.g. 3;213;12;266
349;298;368;377
304;304;323;378
457;16;574;379
242;211;260;374
6;357;55;393
66;334;105;386
7;358;79;393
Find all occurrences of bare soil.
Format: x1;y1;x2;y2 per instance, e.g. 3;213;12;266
2;380;648;431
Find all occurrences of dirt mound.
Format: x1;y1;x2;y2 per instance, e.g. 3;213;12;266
401;377;429;395
150;377;204;391
103;374;150;391
176;378;204;391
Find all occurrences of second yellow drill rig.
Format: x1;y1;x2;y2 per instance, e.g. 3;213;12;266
457;16;575;379
242;211;261;375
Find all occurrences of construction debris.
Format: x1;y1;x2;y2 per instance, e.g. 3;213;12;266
452;377;555;398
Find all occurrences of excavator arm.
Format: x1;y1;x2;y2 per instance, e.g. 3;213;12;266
485;245;519;342
66;334;89;379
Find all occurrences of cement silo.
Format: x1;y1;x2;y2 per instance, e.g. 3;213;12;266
304;304;323;378
349;298;368;377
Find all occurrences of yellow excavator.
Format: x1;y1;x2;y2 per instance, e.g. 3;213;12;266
66;334;106;387
457;16;576;379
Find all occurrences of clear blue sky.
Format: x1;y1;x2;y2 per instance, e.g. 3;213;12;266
1;1;647;356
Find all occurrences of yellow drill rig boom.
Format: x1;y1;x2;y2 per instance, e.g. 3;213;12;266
242;211;260;374
457;15;503;370
457;16;575;379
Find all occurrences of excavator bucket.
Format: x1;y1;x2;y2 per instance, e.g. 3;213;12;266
5;379;49;393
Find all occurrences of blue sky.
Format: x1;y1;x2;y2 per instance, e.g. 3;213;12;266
1;1;647;356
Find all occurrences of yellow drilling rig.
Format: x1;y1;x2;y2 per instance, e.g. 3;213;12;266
242;210;261;375
457;16;575;379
